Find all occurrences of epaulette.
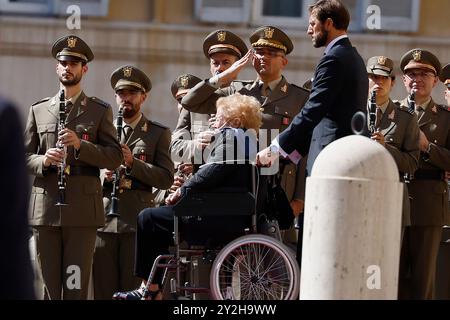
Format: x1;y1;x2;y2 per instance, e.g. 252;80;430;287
291;83;310;94
90;96;110;108
149;120;169;130
31;97;51;106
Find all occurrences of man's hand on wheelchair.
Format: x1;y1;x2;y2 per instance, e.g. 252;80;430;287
165;188;181;206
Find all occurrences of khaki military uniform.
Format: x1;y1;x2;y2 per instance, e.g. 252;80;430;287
94;114;174;299
376;99;420;226
25;92;122;299
181;76;309;202
398;98;450;299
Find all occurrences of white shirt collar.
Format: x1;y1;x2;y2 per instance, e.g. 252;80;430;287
324;34;348;56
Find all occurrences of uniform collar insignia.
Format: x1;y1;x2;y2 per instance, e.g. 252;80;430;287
81;97;87;106
141;122;148;133
388;109;395;120
432;105;437;113
280;84;288;93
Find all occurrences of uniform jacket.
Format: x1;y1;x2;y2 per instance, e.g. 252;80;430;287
100;114;174;233
399;98;450;226
277;37;368;175
376;99;420;226
181;76;310;201
170;108;211;165
25;91;122;227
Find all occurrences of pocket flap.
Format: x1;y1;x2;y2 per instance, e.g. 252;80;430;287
37;123;57;133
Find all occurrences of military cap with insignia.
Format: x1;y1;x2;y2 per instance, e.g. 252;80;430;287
439;63;450;86
171;74;202;100
203;30;248;59
110;65;152;93
400;48;441;75
51;35;94;63
366;55;395;78
250;26;293;55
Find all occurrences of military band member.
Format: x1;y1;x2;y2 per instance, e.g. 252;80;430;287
366;56;420;231
24;35;122;299
93;66;174;299
181;26;310;222
397;49;450;299
171;30;247;167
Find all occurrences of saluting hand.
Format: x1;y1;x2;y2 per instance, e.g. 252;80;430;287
58;128;81;150
121;144;133;168
216;50;252;87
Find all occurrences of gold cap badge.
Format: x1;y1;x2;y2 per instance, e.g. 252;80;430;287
412;50;422;62
217;31;226;42
377;56;387;66
180;75;189;88
67;37;77;48
264;27;275;39
122;66;133;78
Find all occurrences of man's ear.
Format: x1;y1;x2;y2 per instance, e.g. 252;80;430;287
324;17;334;31
82;64;88;74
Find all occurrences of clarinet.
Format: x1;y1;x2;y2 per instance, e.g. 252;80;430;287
368;90;377;134
55;90;68;206
106;105;124;218
404;89;417;184
408;89;416;114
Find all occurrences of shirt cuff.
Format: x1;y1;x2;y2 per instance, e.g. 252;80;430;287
271;139;302;165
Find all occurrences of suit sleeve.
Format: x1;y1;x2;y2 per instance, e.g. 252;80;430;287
170;108;198;164
292;156;307;201
24;106;46;177
278;55;344;156
76;105;123;170
384;114;420;174
129;127;174;189
181;80;230;114
425;113;450;171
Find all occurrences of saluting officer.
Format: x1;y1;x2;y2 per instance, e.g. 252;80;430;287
397;49;450;299
366;56;420;232
24;35;122;299
93;66;174;300
181;26;310;225
171;30;247;167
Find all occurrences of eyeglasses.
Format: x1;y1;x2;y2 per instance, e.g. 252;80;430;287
405;70;436;80
252;49;285;59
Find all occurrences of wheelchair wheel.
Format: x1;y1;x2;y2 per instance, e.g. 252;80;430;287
209;234;300;300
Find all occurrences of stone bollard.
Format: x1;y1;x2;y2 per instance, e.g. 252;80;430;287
300;135;403;299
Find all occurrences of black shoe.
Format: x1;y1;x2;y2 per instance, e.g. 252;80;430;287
112;285;144;300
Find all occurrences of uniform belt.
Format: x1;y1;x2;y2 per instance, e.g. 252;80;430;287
48;165;99;177
411;170;444;181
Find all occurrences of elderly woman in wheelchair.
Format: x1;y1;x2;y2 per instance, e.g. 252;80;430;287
113;93;299;300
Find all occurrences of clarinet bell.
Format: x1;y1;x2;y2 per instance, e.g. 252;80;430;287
106;197;120;218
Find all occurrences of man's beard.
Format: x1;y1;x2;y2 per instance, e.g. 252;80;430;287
123;105;139;118
59;73;82;86
312;29;328;48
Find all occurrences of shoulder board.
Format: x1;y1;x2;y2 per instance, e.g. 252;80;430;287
393;100;401;106
89;96;110;108
149;120;169;130
290;83;310;94
31;97;51;106
397;104;415;115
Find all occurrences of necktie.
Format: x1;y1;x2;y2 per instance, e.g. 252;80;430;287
122;125;132;143
375;107;383;128
261;84;271;97
65;101;73;114
416;106;424;119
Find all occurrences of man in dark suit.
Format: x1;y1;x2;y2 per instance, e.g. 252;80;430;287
0;98;35;299
257;0;368;176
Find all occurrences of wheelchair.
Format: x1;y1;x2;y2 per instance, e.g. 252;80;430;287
146;165;300;300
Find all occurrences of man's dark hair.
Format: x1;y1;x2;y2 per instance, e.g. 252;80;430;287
309;0;350;31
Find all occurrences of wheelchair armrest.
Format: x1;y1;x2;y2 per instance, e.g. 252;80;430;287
173;188;255;217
